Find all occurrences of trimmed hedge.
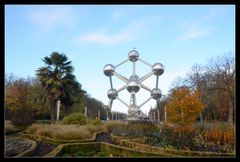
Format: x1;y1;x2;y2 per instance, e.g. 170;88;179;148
63;113;88;125
18;131;106;147
47;142;170;157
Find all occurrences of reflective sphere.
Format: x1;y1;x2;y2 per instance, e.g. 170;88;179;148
152;63;164;76
151;88;162;99
129;74;139;80
103;64;115;76
128;50;139;62
127;75;140;93
107;89;118;100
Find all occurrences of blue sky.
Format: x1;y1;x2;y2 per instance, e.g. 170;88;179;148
5;5;235;114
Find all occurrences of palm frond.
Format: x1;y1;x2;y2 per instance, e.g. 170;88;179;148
42;57;52;65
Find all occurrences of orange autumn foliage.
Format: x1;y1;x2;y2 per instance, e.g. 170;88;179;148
202;125;234;145
166;87;205;125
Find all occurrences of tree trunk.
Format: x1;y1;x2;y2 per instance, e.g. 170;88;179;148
54;100;57;121
210;106;216;121
199;92;203;124
51;100;55;123
51;100;57;123
228;98;233;123
164;106;167;124
199;112;203;124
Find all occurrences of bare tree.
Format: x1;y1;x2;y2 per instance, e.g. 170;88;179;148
186;64;206;124
205;53;235;123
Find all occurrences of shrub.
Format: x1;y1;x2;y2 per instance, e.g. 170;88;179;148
63;113;88;125
9;108;34;126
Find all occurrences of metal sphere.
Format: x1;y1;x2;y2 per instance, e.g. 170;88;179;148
107;89;118;100
127;75;140;93
129;74;139;80
103;64;115;76
151;88;162;99
152;63;164;76
128;49;139;62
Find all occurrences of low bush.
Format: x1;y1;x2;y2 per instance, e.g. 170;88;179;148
63;113;88;125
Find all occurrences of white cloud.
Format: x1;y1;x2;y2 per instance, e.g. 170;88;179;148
77;30;134;45
111;6;145;22
176;8;221;41
76;15;161;45
29;6;75;32
178;26;213;41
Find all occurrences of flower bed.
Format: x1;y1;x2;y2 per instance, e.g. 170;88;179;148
5;136;37;157
111;134;234;157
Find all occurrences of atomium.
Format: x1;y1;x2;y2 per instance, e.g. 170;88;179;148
152;63;164;76
103;49;164;121
127;75;140;93
107;89;118;100
151;88;162;99
128;49;139;62
103;64;115;76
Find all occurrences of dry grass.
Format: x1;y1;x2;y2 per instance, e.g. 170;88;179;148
5;120;18;134
26;123;105;140
202;123;234;145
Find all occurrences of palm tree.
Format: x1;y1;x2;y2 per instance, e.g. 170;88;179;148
36;52;73;122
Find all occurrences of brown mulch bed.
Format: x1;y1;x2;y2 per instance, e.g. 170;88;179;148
32;141;56;156
95;132;115;144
